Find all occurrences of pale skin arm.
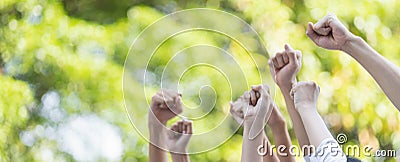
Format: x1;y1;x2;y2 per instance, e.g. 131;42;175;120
168;120;192;162
241;85;272;162
149;90;183;162
242;120;265;162
307;13;400;111
292;81;333;146
250;87;294;162
267;105;295;162
269;44;311;155
230;92;279;162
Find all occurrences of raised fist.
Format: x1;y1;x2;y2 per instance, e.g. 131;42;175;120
291;81;320;112
167;120;193;153
306;13;357;51
269;44;302;90
149;89;182;124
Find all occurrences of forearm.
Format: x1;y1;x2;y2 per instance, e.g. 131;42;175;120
280;88;311;155
270;122;295;162
171;153;190;162
149;123;168;162
343;37;400;110
298;108;333;147
262;132;279;162
242;122;264;162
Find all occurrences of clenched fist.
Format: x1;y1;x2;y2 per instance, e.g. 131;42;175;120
291;81;320;112
306;13;357;51
167;120;193;153
269;44;302;91
149;89;182;125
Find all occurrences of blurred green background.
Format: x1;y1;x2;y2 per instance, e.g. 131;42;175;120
0;0;399;161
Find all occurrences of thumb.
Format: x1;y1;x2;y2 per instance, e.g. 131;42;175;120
306;22;320;43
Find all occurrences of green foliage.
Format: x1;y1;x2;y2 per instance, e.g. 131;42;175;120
0;0;399;161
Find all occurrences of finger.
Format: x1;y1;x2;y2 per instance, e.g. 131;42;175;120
284;43;295;52
315;27;331;36
295;50;302;60
160;92;174;108
171;123;178;132
231;101;242;112
243;91;250;103
186;121;193;134
276;53;285;68
183;122;188;134
272;56;280;69
249;86;272;140
250;90;257;106
282;53;289;64
152;93;164;102
251;85;262;92
314;14;334;30
162;89;179;97
287;50;297;65
306;22;321;43
251;85;262;101
178;121;183;133
255;91;260;99
151;95;164;107
175;96;183;112
162;89;180;106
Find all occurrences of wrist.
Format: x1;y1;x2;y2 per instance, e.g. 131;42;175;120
171;153;189;162
296;105;318;116
243;119;254;128
341;35;363;54
148;114;167;128
278;80;297;93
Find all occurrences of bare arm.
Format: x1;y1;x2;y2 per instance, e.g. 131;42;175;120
267;105;295;162
242;120;265;162
230;91;279;162
168;120;192;162
269;44;311;155
149;120;168;162
261;132;279;162
343;37;400;110
292;81;332;146
249;89;294;162
307;13;400;111
241;85;272;162
148;90;183;162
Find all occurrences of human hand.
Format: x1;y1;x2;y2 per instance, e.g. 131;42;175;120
269;44;302;91
247;87;286;128
245;85;273;139
291;81;320;112
306;13;357;51
230;92;248;125
167;120;193;153
149;89;182;125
